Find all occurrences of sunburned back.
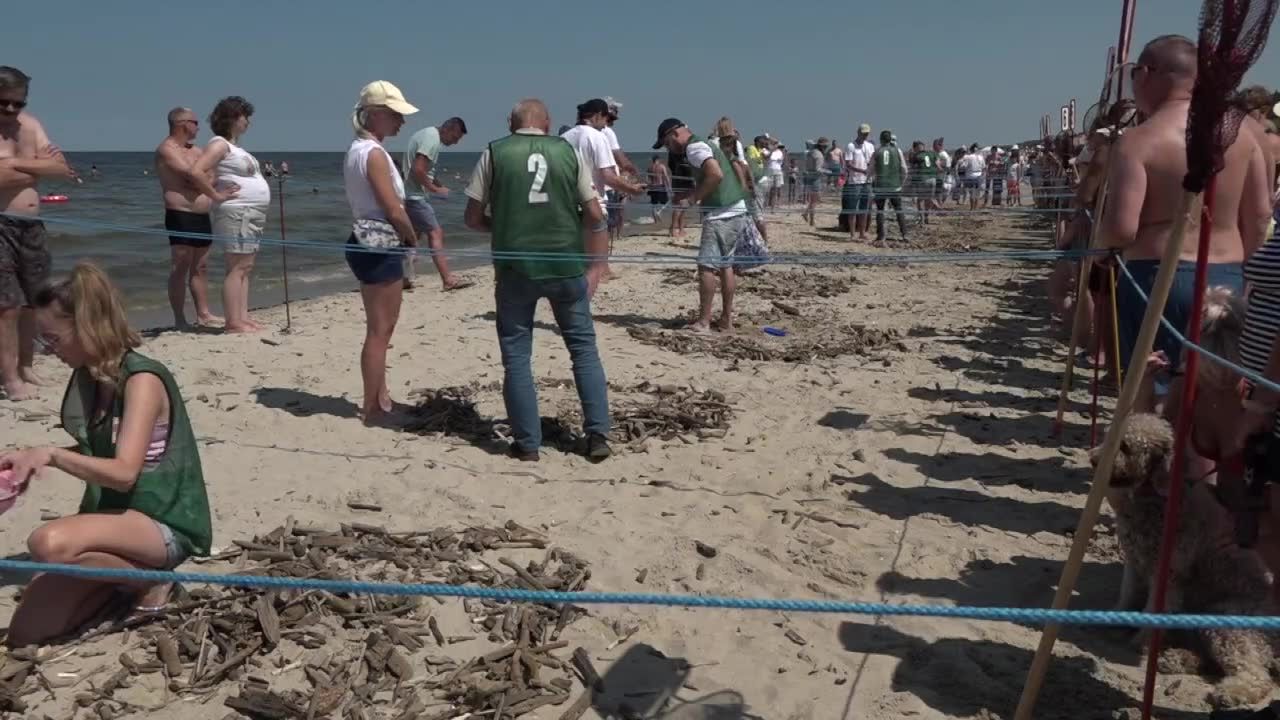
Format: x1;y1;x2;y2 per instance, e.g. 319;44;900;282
0;113;42;215
1131;102;1257;263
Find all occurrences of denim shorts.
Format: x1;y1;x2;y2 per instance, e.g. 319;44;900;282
345;235;405;286
152;519;188;570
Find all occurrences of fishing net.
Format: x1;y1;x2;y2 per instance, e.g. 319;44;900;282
1183;0;1278;192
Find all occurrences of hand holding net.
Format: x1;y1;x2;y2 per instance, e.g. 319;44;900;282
1184;0;1278;192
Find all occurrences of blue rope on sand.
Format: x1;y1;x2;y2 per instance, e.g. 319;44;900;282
3;558;1280;630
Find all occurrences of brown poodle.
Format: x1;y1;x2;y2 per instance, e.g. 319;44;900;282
1095;413;1276;708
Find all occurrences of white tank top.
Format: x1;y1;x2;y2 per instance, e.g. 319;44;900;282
344;138;404;221
209;137;270;208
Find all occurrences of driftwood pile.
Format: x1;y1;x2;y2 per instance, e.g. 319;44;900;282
0;520;602;720
659;268;856;299
404;382;735;455
628;322;904;363
545;382;733;453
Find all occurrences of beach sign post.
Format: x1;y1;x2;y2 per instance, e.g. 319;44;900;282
276;173;293;332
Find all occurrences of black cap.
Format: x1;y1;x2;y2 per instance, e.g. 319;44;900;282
653;117;684;149
576;98;610;119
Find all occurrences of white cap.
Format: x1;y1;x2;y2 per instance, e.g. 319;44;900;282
355;80;419;116
603;96;623;115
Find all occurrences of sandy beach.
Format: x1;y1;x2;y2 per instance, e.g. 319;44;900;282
0;203;1217;719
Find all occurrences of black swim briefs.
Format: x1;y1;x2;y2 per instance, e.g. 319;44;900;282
165;209;213;248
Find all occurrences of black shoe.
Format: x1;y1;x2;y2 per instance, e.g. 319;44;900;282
586;433;612;462
509;445;540;462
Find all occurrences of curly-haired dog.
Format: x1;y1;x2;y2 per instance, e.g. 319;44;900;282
1096;413;1276;708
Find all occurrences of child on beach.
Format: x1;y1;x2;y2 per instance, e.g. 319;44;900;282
0;263;212;646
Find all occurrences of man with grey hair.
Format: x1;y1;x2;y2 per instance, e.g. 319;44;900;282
0;66;75;400
155;106;221;329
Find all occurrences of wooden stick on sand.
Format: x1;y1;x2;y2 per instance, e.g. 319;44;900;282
1015;190;1198;720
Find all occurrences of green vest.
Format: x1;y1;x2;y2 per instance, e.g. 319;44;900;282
488;133;585;280
689;135;747;210
873;145;904;190
913;151;937;179
62;351;212;556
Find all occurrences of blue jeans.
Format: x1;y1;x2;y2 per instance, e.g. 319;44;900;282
495;269;610;452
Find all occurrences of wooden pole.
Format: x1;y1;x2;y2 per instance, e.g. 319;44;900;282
1014;190;1198;720
1053;186;1109;433
276;175;292;332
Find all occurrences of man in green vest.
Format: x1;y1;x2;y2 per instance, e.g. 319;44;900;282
463;98;611;463
870;129;910;246
908;140;938;225
653;117;753;333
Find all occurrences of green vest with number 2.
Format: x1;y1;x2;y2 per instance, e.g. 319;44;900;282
488;133;585;280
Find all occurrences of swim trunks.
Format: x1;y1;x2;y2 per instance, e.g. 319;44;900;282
164;209;213;248
0;215;51;309
1116;260;1244;369
648;189;669;205
405;197;441;235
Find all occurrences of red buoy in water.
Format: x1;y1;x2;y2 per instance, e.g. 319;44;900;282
39;195;69;204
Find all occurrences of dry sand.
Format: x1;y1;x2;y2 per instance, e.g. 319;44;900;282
0;203;1232;718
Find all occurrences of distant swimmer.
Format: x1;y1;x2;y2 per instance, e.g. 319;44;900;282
0;65;75;401
89;164;99;178
155;106;220;329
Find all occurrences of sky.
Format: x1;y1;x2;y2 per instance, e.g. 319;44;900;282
7;0;1280;153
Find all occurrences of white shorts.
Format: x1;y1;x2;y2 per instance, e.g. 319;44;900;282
212;204;267;254
769;171;784;187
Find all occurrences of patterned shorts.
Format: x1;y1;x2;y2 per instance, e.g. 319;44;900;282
0;215;51;309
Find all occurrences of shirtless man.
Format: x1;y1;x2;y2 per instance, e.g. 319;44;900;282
1102;35;1272;406
155;107;220;328
0;67;75;400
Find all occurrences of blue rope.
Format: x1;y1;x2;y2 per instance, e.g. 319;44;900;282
8;211;1101;265
1113;257;1280;395
2;558;1279;630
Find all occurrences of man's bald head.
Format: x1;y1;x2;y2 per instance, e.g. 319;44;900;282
1138;34;1198;82
509;98;549;133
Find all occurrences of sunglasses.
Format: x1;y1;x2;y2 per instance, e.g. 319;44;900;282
0;99;27;111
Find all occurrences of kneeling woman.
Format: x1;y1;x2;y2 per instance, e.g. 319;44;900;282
0;264;211;647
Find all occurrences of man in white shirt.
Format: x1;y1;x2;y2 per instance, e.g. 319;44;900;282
765;140;785;209
933;138;952;209
601;98;639;245
842;123;875;240
561;99;644;274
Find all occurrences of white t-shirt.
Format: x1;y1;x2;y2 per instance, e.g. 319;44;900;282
685;139;746;220
936;150;952;173
958;154;986;178
844;140;875;185
601;125;621;152
766;149;784;174
344;137;404;221
209;137;270;208
560;124;616;202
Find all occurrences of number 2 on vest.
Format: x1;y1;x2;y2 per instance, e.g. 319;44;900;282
527;153;549;204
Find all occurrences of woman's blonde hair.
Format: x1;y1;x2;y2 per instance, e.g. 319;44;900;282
34;263;140;385
1195;286;1246;385
711;116;736;158
352;106;374;140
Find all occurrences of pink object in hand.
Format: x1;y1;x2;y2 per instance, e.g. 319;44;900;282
0;469;25;515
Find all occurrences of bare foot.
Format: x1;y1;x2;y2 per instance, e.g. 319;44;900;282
246;319;267;331
714;320;734;333
685;322;711;334
134;582;174;612
378;390;393;414
195;314;224;327
2;380;35;401
223;323;260;334
19;367;49;386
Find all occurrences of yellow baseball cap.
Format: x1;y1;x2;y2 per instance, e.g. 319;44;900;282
858;123;872;134
355;81;419;116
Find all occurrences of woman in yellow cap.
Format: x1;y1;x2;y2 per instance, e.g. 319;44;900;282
343;81;419;425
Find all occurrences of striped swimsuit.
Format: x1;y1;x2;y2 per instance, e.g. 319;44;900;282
1240;232;1280;438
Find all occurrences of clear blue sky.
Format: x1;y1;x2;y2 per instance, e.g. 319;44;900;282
7;0;1279;152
